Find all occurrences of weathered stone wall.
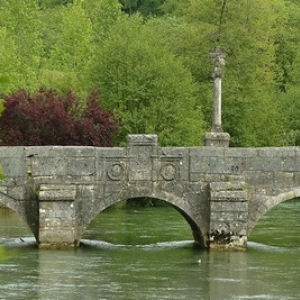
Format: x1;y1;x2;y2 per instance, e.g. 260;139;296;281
0;147;27;215
1;135;300;249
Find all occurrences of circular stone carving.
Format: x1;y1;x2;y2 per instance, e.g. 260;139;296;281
161;163;176;181
107;163;124;181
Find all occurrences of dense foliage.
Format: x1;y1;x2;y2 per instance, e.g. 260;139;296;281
89;15;204;146
0;88;119;146
0;0;300;146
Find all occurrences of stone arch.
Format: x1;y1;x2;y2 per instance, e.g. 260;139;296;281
0;191;36;238
0;191;25;217
248;188;300;234
83;188;206;247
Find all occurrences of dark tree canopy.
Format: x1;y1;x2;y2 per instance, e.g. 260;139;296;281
0;88;120;146
119;0;165;16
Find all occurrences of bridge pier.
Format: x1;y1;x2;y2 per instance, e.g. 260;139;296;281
209;181;248;250
38;184;80;248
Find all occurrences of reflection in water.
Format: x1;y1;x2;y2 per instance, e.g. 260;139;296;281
37;250;79;300
208;252;248;299
0;202;300;300
34;241;208;300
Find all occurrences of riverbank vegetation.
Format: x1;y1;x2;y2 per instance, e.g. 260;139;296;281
0;0;300;147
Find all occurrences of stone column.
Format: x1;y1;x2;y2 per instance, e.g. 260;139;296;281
212;66;222;132
203;46;230;147
37;184;78;248
209;181;248;250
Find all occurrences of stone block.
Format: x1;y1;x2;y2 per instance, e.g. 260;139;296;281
7;186;27;200
127;134;157;146
224;157;246;174
246;156;266;172
191;146;227;158
203;132;230;147
274;172;294;188
264;156;284;172
62;146;95;157
210;201;248;213
98;148;127;158
247;171;274;187
190;156;210;173
210;190;247;202
0;146;24;157
78;185;95;200
38;184;76;201
268;147;295;157
210;181;246;191
39;228;75;245
31;157;66;176
281;156;297;172
67;157;95;176
293;172;300;185
0;156;26;177
159;181;184;198
208;156;232;174
127;181;155;198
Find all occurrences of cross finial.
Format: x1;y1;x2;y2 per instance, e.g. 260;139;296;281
210;46;226;68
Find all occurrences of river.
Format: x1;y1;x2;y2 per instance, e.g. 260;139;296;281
0;200;300;300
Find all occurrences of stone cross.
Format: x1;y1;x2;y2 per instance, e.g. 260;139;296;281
210;46;226;132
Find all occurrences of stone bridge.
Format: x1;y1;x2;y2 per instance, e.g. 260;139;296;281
0;134;299;250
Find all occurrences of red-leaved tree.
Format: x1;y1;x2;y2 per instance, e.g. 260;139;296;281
0;88;120;146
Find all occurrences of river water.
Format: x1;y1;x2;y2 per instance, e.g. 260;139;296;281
0;200;300;300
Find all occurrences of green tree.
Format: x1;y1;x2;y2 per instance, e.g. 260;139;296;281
38;0;73;9
160;0;188;15
154;0;285;146
278;48;300;145
83;0;122;44
42;0;94;94
274;1;300;145
39;3;66;59
119;0;165;16
119;0;138;14
90;15;206;146
0;0;43;91
0;28;20;93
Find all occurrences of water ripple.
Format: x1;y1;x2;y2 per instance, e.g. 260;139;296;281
80;239;193;250
248;241;300;253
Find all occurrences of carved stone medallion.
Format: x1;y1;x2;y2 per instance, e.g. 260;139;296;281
161;163;176;181
107;163;124;181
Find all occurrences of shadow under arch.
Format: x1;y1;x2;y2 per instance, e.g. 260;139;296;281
248;188;300;235
0;191;36;240
83;192;206;248
0;191;25;217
